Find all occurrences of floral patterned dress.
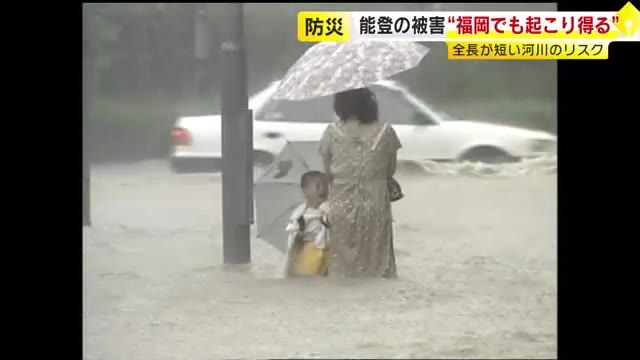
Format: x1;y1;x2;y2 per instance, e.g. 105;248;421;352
319;120;402;278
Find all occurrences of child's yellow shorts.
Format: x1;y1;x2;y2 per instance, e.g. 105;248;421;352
291;242;328;276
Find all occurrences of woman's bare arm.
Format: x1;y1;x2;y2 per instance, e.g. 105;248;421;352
388;150;398;178
323;157;334;184
386;125;402;178
319;124;333;182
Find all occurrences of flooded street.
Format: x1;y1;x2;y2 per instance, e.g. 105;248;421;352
83;160;557;359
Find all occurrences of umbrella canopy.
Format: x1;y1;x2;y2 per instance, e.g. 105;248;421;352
255;141;323;252
272;40;429;101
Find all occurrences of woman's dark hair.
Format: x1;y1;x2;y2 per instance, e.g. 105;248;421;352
333;87;379;124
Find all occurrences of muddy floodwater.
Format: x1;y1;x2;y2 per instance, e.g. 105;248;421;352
83;160;557;359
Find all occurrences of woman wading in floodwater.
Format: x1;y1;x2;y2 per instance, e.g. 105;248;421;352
319;87;402;278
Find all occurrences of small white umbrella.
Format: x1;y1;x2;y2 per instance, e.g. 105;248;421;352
254;141;323;252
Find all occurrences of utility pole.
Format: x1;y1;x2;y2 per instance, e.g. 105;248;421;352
82;6;91;227
194;4;209;99
218;3;252;264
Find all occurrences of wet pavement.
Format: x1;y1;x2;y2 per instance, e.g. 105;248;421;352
83;160;557;359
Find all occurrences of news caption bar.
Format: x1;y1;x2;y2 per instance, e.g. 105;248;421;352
296;1;640;60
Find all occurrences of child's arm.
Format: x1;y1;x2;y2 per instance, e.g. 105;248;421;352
319;202;330;228
286;214;306;246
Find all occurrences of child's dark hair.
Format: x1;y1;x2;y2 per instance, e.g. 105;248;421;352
300;171;327;188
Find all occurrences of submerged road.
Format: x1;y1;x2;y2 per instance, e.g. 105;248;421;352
83;160;556;359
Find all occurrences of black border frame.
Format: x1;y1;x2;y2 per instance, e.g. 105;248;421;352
15;1;638;358
558;0;637;358
13;1;83;357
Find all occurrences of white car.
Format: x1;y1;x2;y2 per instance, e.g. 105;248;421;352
170;80;556;172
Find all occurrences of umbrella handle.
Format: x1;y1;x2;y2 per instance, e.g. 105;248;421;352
240;108;254;224
297;216;306;232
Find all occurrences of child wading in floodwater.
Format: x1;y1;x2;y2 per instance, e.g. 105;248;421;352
283;171;330;277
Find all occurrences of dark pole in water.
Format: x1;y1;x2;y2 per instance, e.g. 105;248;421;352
219;3;252;264
82;6;91;227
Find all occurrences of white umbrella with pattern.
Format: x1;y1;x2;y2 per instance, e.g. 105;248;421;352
272;40;430;101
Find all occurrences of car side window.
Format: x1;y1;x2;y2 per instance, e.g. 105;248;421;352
261;96;334;123
257;86;433;125
372;88;417;125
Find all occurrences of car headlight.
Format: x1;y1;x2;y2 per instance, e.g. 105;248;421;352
529;139;557;152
